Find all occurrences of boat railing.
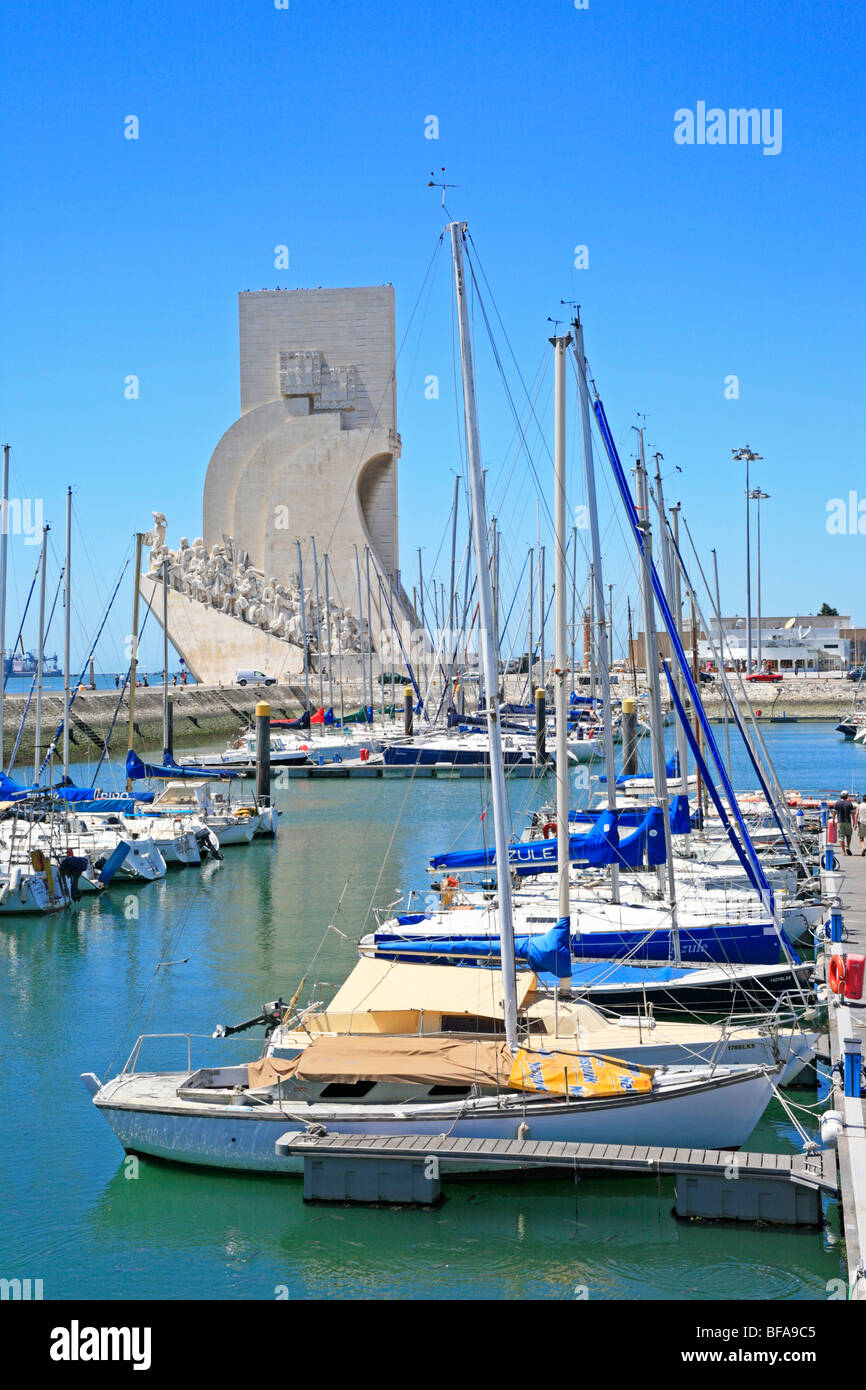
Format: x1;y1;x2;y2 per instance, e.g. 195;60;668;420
122;1032;199;1076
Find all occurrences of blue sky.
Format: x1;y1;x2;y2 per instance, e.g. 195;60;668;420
1;0;863;669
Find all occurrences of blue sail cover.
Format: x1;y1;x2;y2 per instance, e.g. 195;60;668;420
430;809;619;873
0;772;30;800
429;806;670;875
126;751;240;781
522;917;572;976
370;914;784;967
0;770;152;808
567;795;691;835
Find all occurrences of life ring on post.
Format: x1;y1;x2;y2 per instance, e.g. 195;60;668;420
829;954;847;996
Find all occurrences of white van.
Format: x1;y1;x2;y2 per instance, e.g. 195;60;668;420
235;669;276;686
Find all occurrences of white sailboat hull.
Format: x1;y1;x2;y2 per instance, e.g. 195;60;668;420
86;1064;776;1175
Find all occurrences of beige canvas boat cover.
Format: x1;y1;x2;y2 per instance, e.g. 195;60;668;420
326;957;537;1019
248;1034;515;1090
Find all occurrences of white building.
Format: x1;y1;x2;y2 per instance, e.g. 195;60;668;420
698;614;852;672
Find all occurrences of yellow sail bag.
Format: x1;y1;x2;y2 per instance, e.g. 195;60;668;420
509;1048;653;1098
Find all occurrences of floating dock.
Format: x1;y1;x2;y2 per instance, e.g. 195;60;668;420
276;1130;836;1225
272;759;541;780
822;844;866;1298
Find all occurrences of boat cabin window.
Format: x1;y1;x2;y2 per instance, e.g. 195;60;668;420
320;1080;376;1098
428;1085;472;1097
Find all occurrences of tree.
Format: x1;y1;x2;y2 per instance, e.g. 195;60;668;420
819;603;839;616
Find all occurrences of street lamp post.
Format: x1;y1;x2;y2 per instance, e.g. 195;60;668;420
732;446;763;674
750;488;770;669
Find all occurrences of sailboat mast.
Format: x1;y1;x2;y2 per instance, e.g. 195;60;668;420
573;320;620;902
552;334;571;934
527;546;533;693
297;541;310;712
34;522;50;781
162;555;170;761
711;547;732;769
634;443;680;954
447;475;459;702
538;544;545;694
570;525;578;702
63;486;72;780
311;537;325;712
323;553;334;714
355;545;368;714
448;220;519;1049
652;457;689;796
126;531;143;791
365;546;374;718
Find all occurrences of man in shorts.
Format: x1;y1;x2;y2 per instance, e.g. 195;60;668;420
833;791;856;856
857;795;866;856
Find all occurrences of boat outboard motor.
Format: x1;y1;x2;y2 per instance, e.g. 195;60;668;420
195;826;223;862
57;852;89;901
212;998;288;1040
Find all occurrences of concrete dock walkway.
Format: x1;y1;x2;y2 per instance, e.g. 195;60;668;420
824;846;866;1298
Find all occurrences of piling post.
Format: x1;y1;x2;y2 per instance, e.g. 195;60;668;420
403;684;413;736
622;696;638;777
535;687;546;764
255;702;271;806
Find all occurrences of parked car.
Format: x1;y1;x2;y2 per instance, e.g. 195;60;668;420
235;669;276;686
698;670;715;683
846;668;866;682
745;671;783;683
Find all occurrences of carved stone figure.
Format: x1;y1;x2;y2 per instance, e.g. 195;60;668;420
143;522;366;658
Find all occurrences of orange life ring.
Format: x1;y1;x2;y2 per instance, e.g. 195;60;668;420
543;822;557;838
829;954;847;995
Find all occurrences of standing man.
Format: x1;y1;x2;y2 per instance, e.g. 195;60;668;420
857;795;866;857
833;790;856;857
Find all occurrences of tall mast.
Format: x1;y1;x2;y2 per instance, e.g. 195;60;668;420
311;537;325;711
634;440;679;957
126;531;143;790
449;221;519;1048
711;547;732;769
34;522;50;781
588;563;597;702
670;503;702;812
323;553;334;714
570;525;578;701
365;546;374;718
447;475;459;701
527;546;533;695
0;445;10;771
652;455;689;795
552;334;572;934
355;545;367;714
297;541;310;712
538;544;546;694
162;554;170;761
63;486;72;780
573;319;620;902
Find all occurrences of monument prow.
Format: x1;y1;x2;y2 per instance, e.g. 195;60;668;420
143;286;415;687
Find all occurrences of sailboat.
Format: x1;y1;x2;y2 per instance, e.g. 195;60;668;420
82;224;781;1173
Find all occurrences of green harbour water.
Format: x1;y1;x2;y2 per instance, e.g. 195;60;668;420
0;721;859;1300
